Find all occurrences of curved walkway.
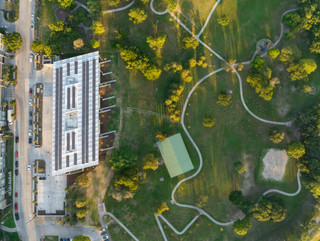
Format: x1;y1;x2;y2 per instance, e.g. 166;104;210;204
103;0;135;14
0;225;18;233
263;170;301;196
150;0;168;15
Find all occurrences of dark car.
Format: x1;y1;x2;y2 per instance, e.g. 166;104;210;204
15;169;18;176
15;213;19;220
29;119;32;125
14;203;18;211
29;111;32;117
15;136;19;143
28;137;32;144
15;161;18;168
39;177;46;180
29;88;32;94
15;151;18;157
101;231;107;236
15;192;18;198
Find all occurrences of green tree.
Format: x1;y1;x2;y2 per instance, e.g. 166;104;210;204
9;99;16;106
287;141;305;159
246;73;274;101
73;236;90;241
202;117;215;127
310;41;320;54
75;196;88;208
300;58;317;74
143;154;159;171
76;208;89;219
233;161;246;174
250;56;266;70
229;190;244;206
90;39;100;49
114;174;139;192
43;46;52;58
285;32;296;40
166;0;177;12
269;129;285;143
279;44;301;63
218;15;230;26
57;0;74;9
251;198;287;222
128;8;147;24
180;69;193;82
75;173;91;188
48;21;65;32
108;0;120;6
110;149;137;171
268;48;280;59
183;36;199;49
232;218;252;236
91;22;105;35
31;40;44;53
3;32;23;51
146;34;167;51
217;93;232;106
87;0;102;19
156;202;169;217
282;11;302;32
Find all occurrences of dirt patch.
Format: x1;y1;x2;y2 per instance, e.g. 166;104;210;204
55;8;71;21
262;149;289;181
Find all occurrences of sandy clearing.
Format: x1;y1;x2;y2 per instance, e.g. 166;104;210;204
262;149;289;181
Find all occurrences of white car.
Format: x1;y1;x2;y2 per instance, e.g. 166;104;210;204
27;165;31;172
29;129;32;137
29;98;32;106
30;54;33;62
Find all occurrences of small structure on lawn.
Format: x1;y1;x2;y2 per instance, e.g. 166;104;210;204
157;133;194;178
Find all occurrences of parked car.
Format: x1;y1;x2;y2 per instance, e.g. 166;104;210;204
102;236;108;240
15;169;18;176
15;151;18;157
39;177;46;180
15;161;18;168
28;165;31;172
29;129;32;137
29;98;32;106
14;203;18;211
15;192;18;198
28;137;32;144
29;88;32;94
29;110;32;117
101;231;107;236
15;136;19;143
30;54;33;63
31;24;34;29
29;119;32;125
15;213;19;220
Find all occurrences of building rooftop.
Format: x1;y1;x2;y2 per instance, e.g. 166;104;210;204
52;52;100;175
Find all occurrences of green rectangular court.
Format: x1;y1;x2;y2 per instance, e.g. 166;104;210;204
157;133;194;178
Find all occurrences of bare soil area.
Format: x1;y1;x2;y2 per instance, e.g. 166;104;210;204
262;149;289;181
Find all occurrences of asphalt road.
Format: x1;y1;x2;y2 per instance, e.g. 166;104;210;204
11;0;37;240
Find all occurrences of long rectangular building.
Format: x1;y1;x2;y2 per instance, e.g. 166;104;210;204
52;52;100;175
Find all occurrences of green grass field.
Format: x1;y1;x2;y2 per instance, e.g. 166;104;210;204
44;236;59;241
0;231;20;241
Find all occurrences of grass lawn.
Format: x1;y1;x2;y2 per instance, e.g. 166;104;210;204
38;0;57;42
44;236;59;241
0;231;20;241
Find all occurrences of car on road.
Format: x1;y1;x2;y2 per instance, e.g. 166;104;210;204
15;213;19;220
31;24;34;28
28;137;32;144
29;98;32;106
30;54;33;63
15;151;18;157
15;136;19;143
29;119;32;125
102;236;108;240
15;192;18;197
29;88;33;94
29;110;32;117
29;129;32;137
15;169;18;176
101;231;107;236
15;161;18;168
14;203;18;211
28;165;31;172
100;228;106;232
39;177;46;180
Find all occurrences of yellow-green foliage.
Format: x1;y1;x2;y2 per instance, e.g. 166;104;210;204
232;218;252;236
75;196;88;208
181;69;193;82
183;36;199;49
114;174;139;192
218;15;230;26
156;202;169;216
269;130;285;143
203;117;216;127
166;0;177;12
146;34;167;51
75;174;91;188
128;8;147;24
76;208;89;219
165;85;184;122
268;48;280;59
217;93;232;106
189;56;207;68
156;132;167;141
196;195;208;208
143;154;159;171
91;21;105;35
164;62;183;72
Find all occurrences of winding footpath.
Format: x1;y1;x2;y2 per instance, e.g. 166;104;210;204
103;0;135;14
150;0;302;238
0;225;18;233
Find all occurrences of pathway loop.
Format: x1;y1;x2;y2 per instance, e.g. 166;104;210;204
150;0;168;15
103;0;135;14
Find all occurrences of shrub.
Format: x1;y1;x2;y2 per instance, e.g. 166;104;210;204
287;141;305;159
202;117;215;127
128;8;147;24
232;218;252;236
268;48;280;59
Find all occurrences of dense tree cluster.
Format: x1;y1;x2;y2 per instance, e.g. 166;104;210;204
117;44;162;81
189;56;207;68
128;8;147;24
146;34;167;51
31;39;53;58
251;197;287;223
269;128;285;143
110;149;137;171
232;218;252;236
165;84;184;122
3;32;22;51
228;190;252;215
202;117;216;127
87;0;102;20
286;140;305;159
182;36;199;49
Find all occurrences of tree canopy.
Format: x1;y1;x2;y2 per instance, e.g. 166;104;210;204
146;34;167;51
75;173;91;188
31;39;44;53
90;39;100;49
251;56;266;70
218;15;230;26
57;0;74;9
283;11;302;32
202;117;216;128
156;202;169;216
229;190;244;207
73;38;84;49
110;149;137;171
143;154;159;171
287;141;305;159
232;218;252;236
128;8;147;24
183;36;199;49
217;93;232;106
268;48;280;59
251;198;287;223
269;129;285;143
91;22;105;35
233;161;246;174
3;32;23;51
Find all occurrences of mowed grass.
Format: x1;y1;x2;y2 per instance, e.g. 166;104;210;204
39;0;57;41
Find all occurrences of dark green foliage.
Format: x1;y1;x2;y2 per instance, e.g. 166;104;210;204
3;32;22;51
87;0;102;20
285;32;296;40
283;11;302;32
232;218;252;236
250;56;266;70
251;197;287;223
286;141;306;159
110;149;138;171
229;191;244;206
